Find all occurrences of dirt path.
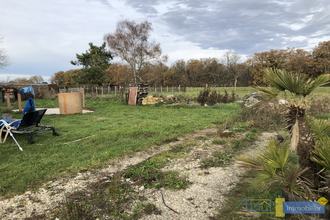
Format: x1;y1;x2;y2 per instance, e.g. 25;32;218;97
0;129;276;219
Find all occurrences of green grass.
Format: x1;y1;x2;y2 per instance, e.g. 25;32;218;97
123;145;190;190
149;86;258;99
0;97;240;197
150;86;329;99
199;152;233;168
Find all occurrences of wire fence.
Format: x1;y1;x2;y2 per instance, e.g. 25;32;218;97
58;86;257;98
59;86;194;96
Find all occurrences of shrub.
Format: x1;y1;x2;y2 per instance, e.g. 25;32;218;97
196;87;210;105
197;88;236;105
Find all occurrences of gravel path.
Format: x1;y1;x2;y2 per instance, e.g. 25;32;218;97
0;129;276;220
141;130;276;220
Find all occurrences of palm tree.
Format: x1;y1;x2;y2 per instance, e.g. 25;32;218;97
257;69;329;186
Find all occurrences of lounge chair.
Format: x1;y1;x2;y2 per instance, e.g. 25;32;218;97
0;109;59;151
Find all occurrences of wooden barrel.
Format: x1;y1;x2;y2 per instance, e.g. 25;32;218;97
58;93;82;114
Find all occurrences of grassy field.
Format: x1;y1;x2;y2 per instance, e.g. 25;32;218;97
0;86;328;198
0;96;240;197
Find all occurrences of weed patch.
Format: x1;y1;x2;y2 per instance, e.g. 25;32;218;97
124;155;189;190
51;173;161;220
200;152;233;168
234;101;285;131
212;139;227;145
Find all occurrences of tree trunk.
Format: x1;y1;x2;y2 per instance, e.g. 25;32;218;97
286;105;320;188
234;77;238;97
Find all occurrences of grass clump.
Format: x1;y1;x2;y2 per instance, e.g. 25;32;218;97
200;152;233;168
212;139;227;145
124;155;189;190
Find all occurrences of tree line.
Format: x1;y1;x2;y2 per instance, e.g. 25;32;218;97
47;20;329;87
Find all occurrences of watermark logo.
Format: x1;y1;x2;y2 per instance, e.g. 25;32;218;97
235;197;328;217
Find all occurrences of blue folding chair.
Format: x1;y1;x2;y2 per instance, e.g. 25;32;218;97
0;98;59;151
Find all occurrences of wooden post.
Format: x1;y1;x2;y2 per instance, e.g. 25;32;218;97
6;93;11;109
82;88;85;108
96;87;98;96
108;85;110;95
179;85;181;93
18;93;22;112
115;86;117;95
167;86;168;93
161;86;162;93
101;87;104;96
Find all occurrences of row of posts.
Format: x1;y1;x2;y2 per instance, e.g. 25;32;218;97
5;93;23;111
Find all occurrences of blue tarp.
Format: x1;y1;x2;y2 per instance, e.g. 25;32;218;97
23;98;35;116
18;86;35;96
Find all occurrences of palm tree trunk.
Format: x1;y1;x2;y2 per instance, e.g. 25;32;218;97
286;105;320;187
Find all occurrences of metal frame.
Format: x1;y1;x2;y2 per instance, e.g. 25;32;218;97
1;109;59;150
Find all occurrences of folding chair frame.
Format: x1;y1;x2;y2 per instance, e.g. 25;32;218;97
2;109;59;144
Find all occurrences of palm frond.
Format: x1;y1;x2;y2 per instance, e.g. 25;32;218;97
263;69;330;97
254;86;279;98
308;116;330;141
312;137;330;172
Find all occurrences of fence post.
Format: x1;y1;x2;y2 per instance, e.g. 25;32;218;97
108;85;110;95
101;87;104;96
161;86;162;93
18;93;22;111
82;88;85;108
6;93;11;109
167;86;168;93
115;86;117;96
179;85;181;93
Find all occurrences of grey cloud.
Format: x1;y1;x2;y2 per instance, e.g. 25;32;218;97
125;0;159;14
126;0;330;54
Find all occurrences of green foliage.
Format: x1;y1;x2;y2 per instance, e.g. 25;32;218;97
312;137;330;173
238;139;314;198
262;68;330;97
215;171;283;220
199;152;233;168
308;117;330;141
123;155;189;190
71;42;113;85
212;139;227;145
238;140;289;184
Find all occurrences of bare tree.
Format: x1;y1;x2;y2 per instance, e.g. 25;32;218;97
222;51;242;95
0;35;8;69
104;20;163;83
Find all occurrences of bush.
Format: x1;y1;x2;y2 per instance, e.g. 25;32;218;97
196;87;210;105
197;87;236;106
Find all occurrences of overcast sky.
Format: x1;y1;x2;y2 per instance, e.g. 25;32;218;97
0;0;329;82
